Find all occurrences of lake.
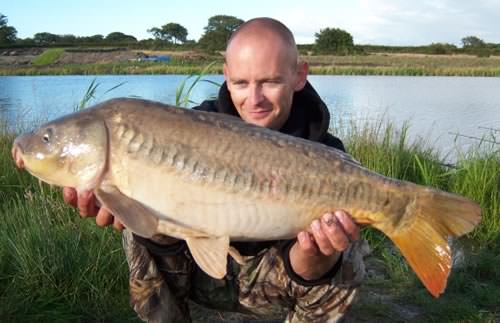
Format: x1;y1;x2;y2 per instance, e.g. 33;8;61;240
1;75;499;161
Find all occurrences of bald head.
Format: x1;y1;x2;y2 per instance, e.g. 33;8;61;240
225;17;299;70
223;17;308;130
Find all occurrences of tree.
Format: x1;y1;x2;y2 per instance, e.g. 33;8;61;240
0;13;17;44
147;27;163;40
198;15;244;52
85;34;104;43
427;42;457;55
162;23;188;44
59;34;77;43
33;32;60;45
148;22;188;44
314;27;354;54
461;36;485;48
204;15;244;34
105;32;137;43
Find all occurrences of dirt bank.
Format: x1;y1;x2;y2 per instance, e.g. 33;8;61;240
0;47;44;65
0;47;212;66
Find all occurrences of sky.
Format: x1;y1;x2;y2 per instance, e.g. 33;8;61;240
3;0;500;46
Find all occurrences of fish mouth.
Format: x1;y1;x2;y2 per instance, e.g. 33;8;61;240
11;141;62;187
12;143;25;169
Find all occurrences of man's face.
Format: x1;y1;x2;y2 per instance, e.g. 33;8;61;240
224;36;307;130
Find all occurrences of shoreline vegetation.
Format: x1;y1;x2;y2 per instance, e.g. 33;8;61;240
1;114;498;321
1;47;500;76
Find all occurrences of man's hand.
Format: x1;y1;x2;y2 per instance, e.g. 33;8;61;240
63;187;125;231
289;210;359;281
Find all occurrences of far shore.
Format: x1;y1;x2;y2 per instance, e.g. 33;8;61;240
1;48;500;76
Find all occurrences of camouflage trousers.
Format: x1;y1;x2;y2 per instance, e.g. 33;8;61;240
122;230;367;323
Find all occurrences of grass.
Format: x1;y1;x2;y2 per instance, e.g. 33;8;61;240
31;48;65;66
74;78;126;111
306;53;500;76
175;61;221;107
2;51;500;76
0;129;138;322
1;105;498;321
0;61;224;76
0;194;136;322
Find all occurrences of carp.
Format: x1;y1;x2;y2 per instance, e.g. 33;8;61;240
12;98;481;297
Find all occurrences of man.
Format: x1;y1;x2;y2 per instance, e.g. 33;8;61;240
64;17;366;322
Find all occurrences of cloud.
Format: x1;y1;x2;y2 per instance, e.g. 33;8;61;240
275;1;500;45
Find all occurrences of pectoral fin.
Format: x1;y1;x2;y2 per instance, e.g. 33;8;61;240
186;236;229;279
228;246;245;265
95;185;158;238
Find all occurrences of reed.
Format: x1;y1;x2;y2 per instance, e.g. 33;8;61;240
175;61;220;107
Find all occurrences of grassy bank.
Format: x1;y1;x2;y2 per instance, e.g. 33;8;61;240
0;118;498;322
307;53;500;77
336;120;499;322
0;131;136;322
1;51;499;76
0;61;224;76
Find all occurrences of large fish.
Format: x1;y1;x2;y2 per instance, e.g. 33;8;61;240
12;98;480;297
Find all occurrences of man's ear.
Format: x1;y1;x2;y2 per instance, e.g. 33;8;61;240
294;61;309;91
223;63;229;84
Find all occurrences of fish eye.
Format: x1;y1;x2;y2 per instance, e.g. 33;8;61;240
42;128;53;143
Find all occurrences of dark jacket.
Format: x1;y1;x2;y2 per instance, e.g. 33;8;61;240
136;80;346;285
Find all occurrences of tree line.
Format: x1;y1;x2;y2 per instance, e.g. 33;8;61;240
1;13;499;56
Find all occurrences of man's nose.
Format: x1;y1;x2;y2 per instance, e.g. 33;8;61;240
249;85;264;105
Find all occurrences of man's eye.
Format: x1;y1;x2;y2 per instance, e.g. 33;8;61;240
233;81;247;87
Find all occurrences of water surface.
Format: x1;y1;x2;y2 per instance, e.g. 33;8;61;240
1;75;498;160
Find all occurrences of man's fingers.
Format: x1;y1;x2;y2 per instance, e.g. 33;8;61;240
321;213;350;252
296;231;318;256
113;218;125;231
311;219;336;256
95;207;114;227
77;190;96;217
65;188;124;232
63;187;77;207
95;207;124;231
334;210;360;241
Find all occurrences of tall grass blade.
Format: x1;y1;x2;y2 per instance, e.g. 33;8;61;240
76;78;99;111
176;61;221;107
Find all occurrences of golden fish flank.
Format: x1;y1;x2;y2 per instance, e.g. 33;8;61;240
12;98;481;298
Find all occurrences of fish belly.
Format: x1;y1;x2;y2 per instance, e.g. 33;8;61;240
111;155;311;241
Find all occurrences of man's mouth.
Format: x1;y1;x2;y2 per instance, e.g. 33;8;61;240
248;109;272;119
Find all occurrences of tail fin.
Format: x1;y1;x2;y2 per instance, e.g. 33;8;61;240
389;190;481;297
